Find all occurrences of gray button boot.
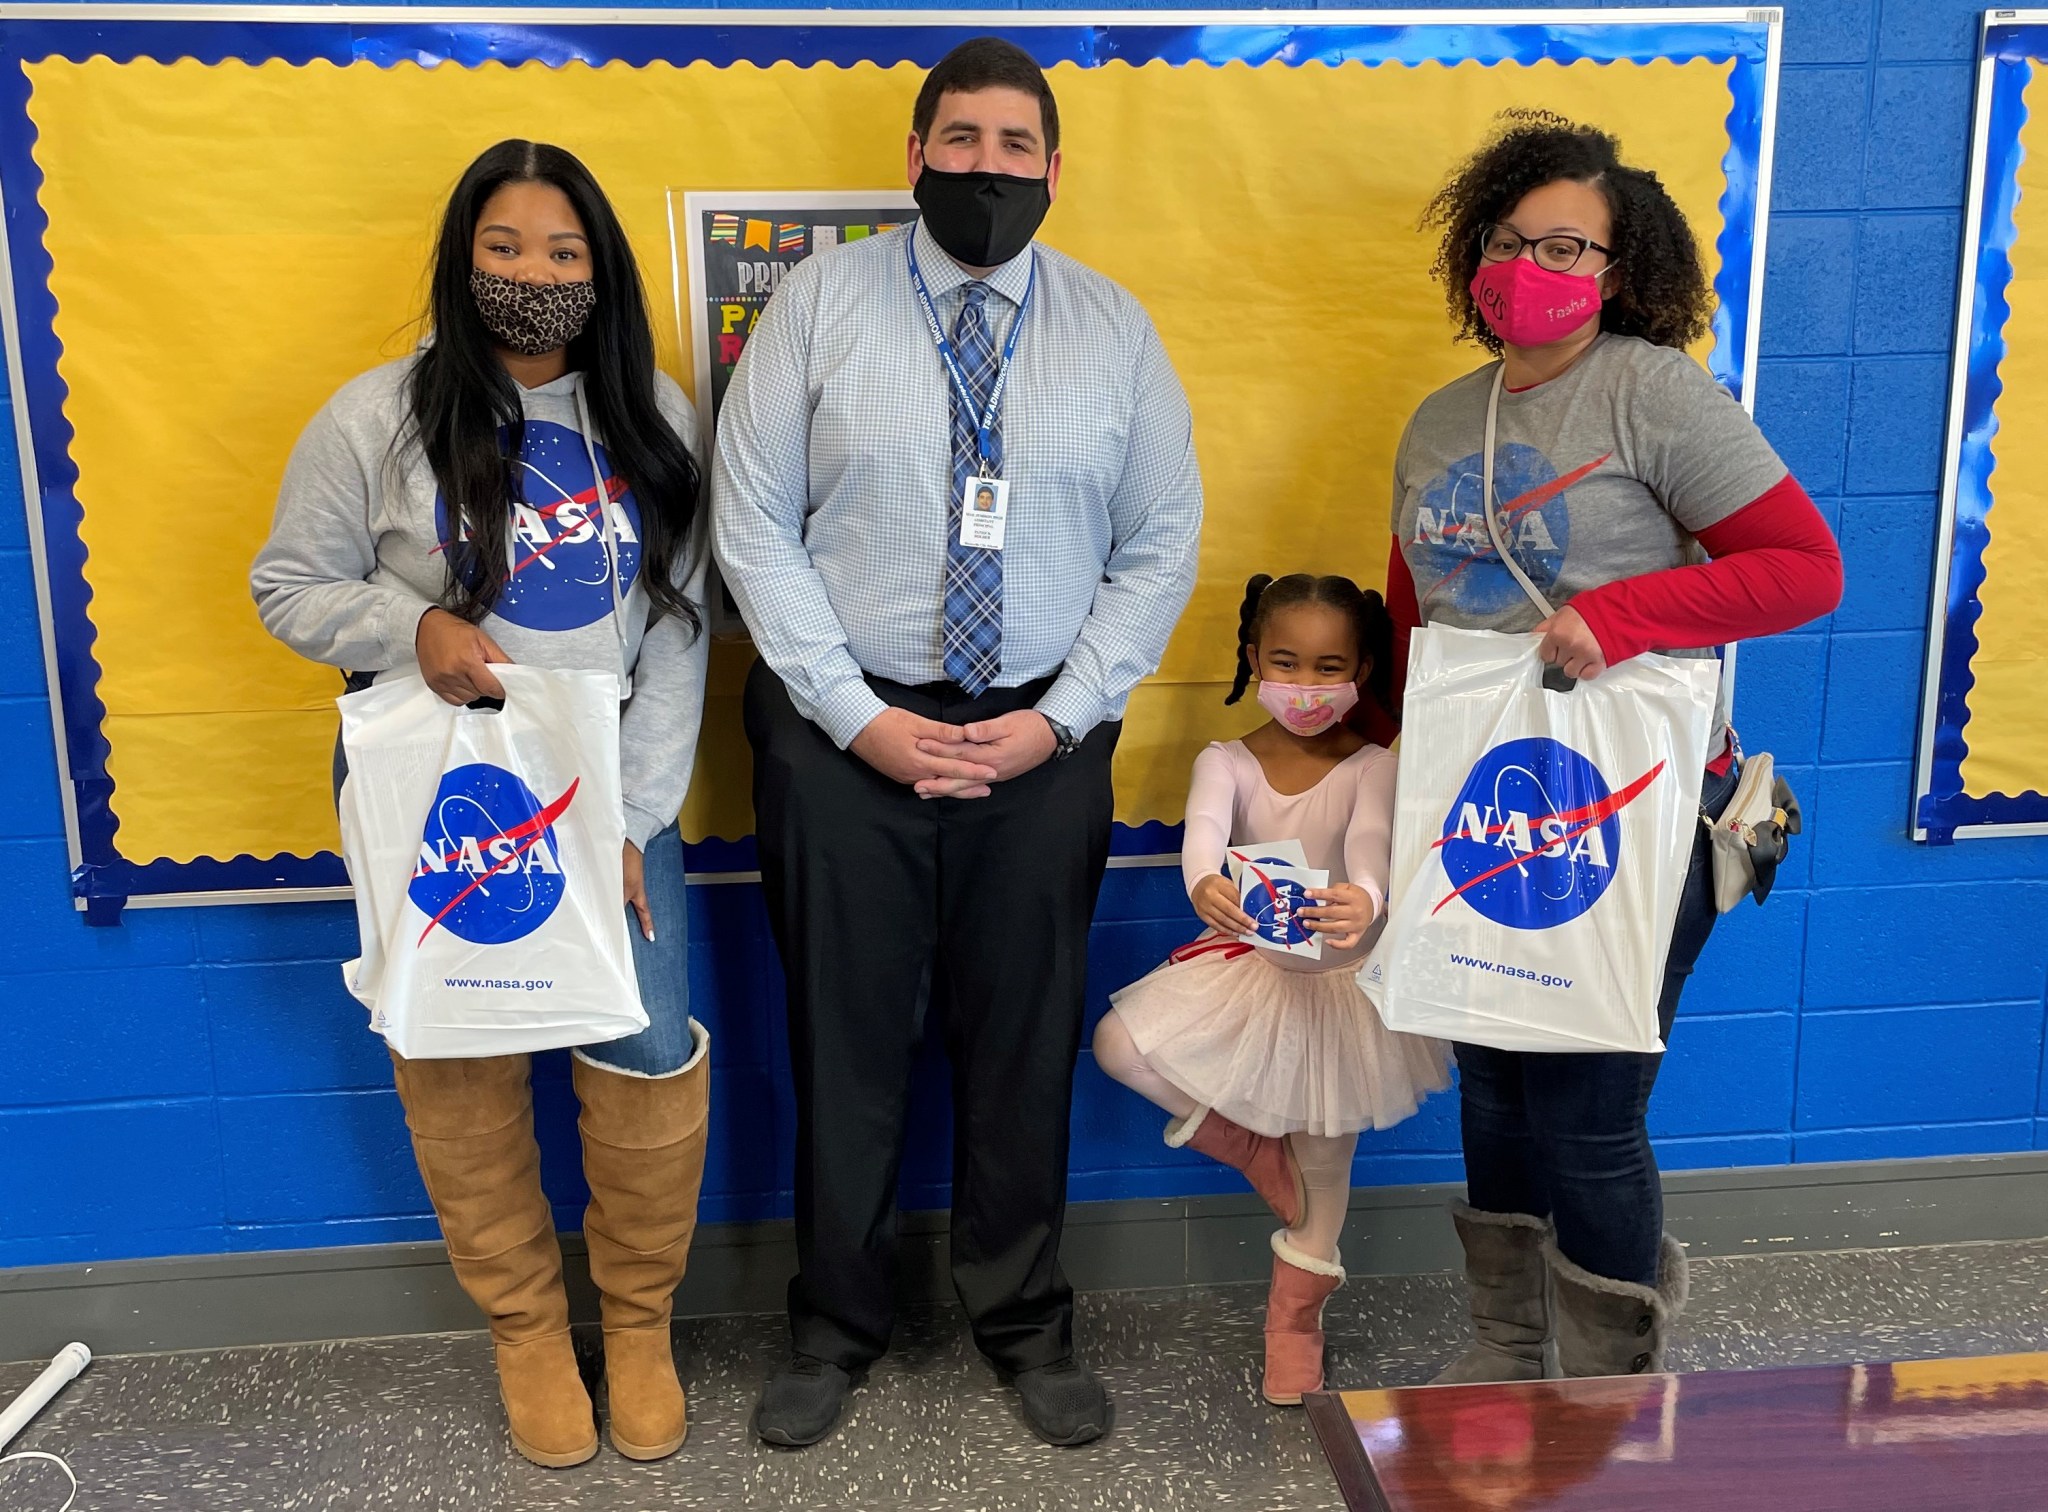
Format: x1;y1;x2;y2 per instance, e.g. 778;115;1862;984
1547;1234;1689;1378
1431;1202;1553;1385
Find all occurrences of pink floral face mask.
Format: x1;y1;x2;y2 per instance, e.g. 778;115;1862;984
1256;680;1359;736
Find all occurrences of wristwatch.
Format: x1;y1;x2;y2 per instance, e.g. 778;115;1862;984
1042;714;1081;761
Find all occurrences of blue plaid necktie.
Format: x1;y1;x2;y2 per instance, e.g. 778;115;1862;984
941;282;1004;695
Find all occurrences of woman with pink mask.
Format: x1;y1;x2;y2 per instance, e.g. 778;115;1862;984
1390;113;1841;1384
1093;572;1452;1406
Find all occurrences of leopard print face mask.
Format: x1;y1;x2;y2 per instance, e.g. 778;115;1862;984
469;267;597;357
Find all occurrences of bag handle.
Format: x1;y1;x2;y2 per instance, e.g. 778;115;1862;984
1480;366;1575;692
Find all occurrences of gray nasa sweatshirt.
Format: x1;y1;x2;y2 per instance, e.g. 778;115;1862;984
250;357;708;850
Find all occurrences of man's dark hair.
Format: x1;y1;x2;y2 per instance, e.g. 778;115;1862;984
912;37;1060;155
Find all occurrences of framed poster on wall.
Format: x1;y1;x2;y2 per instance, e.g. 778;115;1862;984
0;6;1782;909
1915;10;2048;842
671;189;918;639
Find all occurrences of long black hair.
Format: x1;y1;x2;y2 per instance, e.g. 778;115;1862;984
404;139;701;632
1422;109;1714;356
1226;573;1394;713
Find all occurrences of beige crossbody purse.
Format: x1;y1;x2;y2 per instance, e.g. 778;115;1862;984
1700;748;1802;912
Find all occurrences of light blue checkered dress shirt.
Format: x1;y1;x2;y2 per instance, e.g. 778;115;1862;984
711;220;1204;748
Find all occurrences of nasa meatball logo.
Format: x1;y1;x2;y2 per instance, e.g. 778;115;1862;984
1433;737;1665;930
1240;856;1315;949
409;763;579;945
435;420;643;632
1411;443;1608;617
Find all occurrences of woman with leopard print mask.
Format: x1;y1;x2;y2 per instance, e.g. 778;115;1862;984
252;139;709;1470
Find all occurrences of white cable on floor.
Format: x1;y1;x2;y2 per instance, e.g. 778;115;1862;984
0;1342;90;1511
0;1450;77;1512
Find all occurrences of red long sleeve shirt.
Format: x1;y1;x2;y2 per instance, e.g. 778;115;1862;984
1371;473;1843;768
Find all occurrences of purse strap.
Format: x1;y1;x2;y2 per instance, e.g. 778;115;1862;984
1480;364;1559;620
1481;366;1577;693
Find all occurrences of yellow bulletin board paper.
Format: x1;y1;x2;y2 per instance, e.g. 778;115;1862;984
0;14;1774;901
1918;21;2048;840
1964;67;2048;802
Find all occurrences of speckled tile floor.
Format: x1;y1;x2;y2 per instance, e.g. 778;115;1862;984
5;1239;2048;1511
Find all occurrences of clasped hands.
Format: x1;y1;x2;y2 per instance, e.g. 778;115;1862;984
850;706;1058;800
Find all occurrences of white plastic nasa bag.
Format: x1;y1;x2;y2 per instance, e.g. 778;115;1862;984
1360;626;1719;1054
337;665;648;1060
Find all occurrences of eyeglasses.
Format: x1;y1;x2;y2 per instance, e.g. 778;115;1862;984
1479;223;1612;274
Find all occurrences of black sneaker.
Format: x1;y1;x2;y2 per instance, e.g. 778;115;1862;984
1010;1358;1112;1447
754;1356;859;1448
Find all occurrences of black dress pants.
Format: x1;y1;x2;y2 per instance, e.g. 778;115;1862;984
744;660;1118;1373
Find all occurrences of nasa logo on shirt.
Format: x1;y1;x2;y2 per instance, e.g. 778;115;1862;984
409;762;579;945
435;420;643;632
1434;736;1665;930
1413;444;1589;615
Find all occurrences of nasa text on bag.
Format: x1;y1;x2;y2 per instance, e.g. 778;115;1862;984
409;763;577;948
338;667;648;1060
1362;628;1718;1056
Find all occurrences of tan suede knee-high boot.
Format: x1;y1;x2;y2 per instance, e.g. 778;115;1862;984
573;1029;710;1462
390;1051;596;1469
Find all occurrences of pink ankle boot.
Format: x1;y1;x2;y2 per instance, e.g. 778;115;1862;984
1263;1231;1346;1406
1166;1108;1305;1228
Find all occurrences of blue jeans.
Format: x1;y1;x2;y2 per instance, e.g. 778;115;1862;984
580;821;702;1078
1455;761;1740;1287
334;705;698;1077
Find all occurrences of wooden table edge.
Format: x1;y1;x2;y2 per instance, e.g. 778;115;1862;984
1305;1389;1395;1512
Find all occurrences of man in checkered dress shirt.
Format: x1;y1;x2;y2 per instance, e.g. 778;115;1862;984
713;38;1202;1452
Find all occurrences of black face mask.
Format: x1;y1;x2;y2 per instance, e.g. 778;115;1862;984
912;166;1051;268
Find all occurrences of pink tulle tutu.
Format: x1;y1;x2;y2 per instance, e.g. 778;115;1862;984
1109;934;1452;1138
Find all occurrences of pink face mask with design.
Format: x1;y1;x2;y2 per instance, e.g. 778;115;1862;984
1468;257;1604;348
1256;680;1360;736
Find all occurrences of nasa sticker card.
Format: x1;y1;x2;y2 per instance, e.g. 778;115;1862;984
1225;840;1310;888
1237;856;1329;961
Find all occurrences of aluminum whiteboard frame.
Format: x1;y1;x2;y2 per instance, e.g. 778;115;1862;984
1911;8;2048;842
0;4;1784;906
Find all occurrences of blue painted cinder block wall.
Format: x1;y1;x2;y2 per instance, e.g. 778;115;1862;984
4;0;2048;1269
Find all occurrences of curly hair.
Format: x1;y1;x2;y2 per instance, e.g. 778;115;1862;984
1422;109;1714;355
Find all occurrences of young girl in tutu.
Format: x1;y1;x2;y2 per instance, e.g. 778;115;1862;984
1093;572;1451;1405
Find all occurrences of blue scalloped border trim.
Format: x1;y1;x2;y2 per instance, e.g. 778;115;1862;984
0;11;1771;905
1917;25;2048;841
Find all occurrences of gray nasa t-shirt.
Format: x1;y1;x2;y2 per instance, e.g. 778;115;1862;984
1392;334;1787;654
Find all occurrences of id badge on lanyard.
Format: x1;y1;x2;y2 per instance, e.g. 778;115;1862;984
959;475;1009;550
908;234;1035;555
